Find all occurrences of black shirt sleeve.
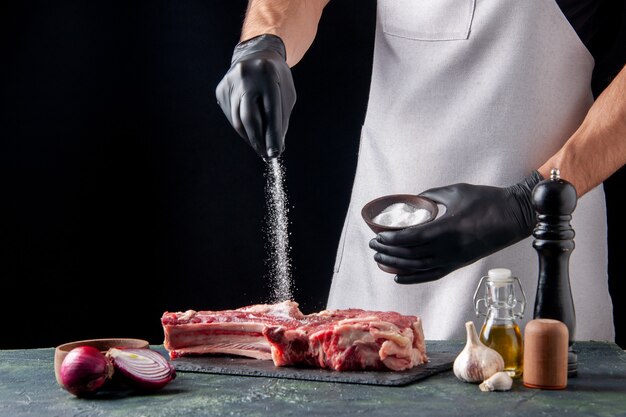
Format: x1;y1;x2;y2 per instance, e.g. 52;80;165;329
556;0;599;49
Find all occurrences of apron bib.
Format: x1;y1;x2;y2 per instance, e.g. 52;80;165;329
327;0;615;341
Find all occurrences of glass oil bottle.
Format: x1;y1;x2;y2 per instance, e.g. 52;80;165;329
473;268;526;378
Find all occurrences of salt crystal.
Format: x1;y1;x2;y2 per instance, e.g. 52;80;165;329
265;158;293;302
372;203;431;227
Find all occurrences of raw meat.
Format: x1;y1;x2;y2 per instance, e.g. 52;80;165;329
263;308;428;371
162;301;427;371
161;301;304;360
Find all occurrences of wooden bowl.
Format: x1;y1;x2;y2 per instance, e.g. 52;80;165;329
54;338;149;385
361;194;438;275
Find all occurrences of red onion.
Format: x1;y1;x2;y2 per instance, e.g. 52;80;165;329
106;348;176;391
60;346;114;397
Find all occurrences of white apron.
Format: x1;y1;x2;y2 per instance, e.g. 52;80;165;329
327;0;615;341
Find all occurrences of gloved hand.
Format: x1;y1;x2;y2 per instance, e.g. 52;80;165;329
369;171;544;284
215;34;296;159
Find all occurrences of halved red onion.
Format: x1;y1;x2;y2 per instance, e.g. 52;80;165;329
106;348;176;391
60;346;114;397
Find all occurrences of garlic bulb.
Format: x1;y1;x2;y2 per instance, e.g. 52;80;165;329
479;371;513;392
453;321;505;383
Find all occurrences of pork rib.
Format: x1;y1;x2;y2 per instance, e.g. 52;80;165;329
162;301;303;360
161;301;427;371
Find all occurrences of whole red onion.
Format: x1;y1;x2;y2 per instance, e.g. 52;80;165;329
59;346;114;397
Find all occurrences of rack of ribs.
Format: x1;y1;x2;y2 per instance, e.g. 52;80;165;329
161;300;427;372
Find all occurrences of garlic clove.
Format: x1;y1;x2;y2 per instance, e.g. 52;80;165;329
479;371;513;392
453;321;505;383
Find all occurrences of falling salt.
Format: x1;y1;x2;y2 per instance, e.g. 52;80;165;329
265;158;293;302
372;203;431;227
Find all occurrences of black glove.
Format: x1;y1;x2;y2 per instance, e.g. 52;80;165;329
369;171;543;284
215;34;296;159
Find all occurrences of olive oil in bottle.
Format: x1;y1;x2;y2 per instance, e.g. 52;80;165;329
480;323;523;377
473;268;527;378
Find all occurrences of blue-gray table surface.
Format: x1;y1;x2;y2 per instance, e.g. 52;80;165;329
1;341;625;417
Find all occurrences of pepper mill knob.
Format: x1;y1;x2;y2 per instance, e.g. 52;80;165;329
532;168;577;219
531;168;578;378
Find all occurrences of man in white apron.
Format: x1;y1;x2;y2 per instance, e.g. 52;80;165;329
216;0;625;341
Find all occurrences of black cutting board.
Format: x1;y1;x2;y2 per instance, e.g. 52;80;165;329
172;351;455;387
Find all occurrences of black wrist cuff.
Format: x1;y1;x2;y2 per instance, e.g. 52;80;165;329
508;170;545;235
520;170;544;193
232;34;287;64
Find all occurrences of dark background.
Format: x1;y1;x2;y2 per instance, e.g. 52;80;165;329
1;1;625;349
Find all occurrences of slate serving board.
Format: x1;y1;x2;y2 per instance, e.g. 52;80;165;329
172;351;455;387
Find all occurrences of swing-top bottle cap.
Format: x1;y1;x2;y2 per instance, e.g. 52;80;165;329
488;268;512;282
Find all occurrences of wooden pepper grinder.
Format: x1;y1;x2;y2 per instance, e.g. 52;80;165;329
531;168;578;377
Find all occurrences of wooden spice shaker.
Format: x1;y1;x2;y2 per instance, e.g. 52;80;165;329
523;319;569;389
